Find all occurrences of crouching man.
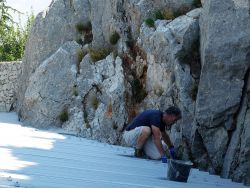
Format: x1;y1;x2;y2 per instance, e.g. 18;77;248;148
123;106;181;163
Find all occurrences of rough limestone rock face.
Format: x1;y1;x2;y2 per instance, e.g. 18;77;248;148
17;0;91;116
22;42;79;128
197;0;250;128
90;0;193;48
196;0;250;182
138;9;201;150
124;0;194;39
222;75;250;184
63;55;127;144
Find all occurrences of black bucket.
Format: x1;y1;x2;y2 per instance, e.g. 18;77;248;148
167;159;193;183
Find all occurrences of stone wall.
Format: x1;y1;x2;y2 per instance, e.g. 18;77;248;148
0;62;21;112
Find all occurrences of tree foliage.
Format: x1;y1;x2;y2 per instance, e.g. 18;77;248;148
0;0;35;61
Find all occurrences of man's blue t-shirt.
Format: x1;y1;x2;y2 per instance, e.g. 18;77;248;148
125;110;166;132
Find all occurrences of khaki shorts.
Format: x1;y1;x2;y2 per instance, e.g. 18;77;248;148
123;126;143;147
123;126;167;160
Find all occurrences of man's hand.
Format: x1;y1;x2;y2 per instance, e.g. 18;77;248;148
169;146;176;159
161;155;168;163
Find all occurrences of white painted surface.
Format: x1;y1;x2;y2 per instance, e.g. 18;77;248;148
0;112;247;188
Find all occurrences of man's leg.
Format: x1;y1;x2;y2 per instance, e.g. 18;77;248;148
143;136;168;160
135;126;151;149
123;126;151;157
134;126;151;157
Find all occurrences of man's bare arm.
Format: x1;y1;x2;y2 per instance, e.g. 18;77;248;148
151;125;165;156
161;131;173;148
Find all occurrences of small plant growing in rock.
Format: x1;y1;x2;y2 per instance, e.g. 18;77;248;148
154;87;164;97
88;48;111;62
144;18;155;27
85;122;91;129
59;110;69;123
162;8;175;20
125;26;135;50
83;110;91;128
75;23;86;33
73;86;78;96
190;82;198;101
173;6;192;18
131;78;147;103
192;0;202;8
75;21;92;34
91;95;99;110
73;90;78;96
154;10;164;20
112;121;118;130
84;32;93;44
106;100;113;118
109;31;120;45
76;38;84;46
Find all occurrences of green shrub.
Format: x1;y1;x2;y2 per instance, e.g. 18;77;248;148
91;95;99;110
144;18;155;27
75;21;92;33
192;0;202;8
154;10;164;20
59;110;69;122
109;31;120;45
88;48;111;62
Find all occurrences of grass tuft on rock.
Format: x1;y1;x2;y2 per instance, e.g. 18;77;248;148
59;110;69;123
109;31;120;45
154;10;164;20
75;21;92;33
144;18;155;27
88;48;111;62
162;8;175;20
91;95;99;110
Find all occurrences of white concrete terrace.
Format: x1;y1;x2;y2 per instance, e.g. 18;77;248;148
0;112;247;188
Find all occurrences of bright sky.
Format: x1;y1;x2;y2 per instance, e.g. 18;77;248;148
6;0;52;26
